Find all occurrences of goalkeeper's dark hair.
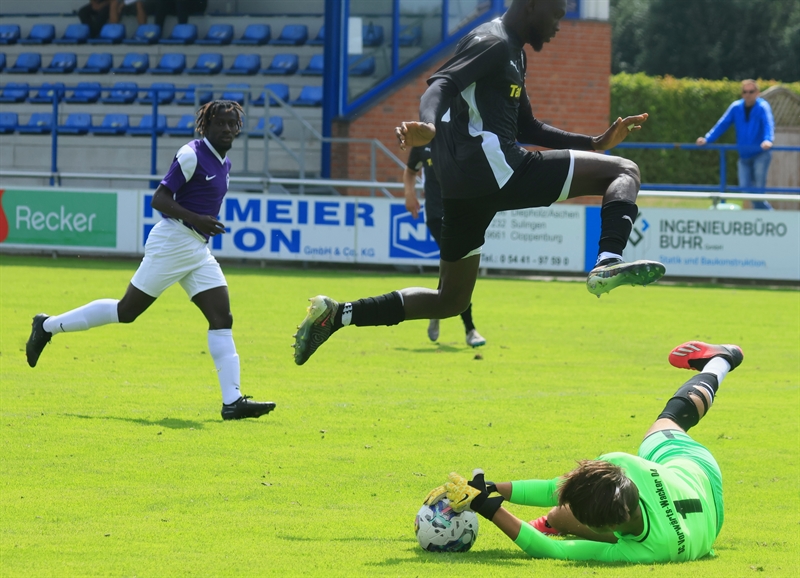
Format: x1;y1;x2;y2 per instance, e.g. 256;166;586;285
195;100;244;136
558;460;639;528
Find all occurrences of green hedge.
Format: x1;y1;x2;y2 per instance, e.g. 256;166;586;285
609;73;800;186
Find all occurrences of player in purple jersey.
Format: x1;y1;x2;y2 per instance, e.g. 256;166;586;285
25;101;275;421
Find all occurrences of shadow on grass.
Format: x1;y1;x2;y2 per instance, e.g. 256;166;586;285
64;413;205;429
371;548;530;567
278;535;407;543
393;345;463;354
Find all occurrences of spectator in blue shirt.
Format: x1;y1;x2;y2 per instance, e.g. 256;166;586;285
697;80;775;210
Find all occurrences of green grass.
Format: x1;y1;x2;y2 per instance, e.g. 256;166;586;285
1;254;798;577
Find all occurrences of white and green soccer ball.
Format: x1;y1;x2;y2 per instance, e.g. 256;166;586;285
415;499;479;552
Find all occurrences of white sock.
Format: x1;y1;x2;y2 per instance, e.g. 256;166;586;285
596;252;623;265
43;299;119;335
208;329;242;405
703;357;731;384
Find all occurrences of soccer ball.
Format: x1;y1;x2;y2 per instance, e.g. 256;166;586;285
415;499;479;552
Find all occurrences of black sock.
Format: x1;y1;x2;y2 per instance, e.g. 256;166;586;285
460;303;475;333
335;291;405;328
599;200;638;256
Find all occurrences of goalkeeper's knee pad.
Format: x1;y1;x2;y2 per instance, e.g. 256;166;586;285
658;373;719;431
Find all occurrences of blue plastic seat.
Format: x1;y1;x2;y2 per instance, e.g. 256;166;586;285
78;52;113;73
59;112;92;135
124;24;161;45
165;114;196;136
349;55;375;76
249;116;284;138
151;53;186;74
0;112;18;134
262;53;299;75
160;23;197;45
112;52;149;74
55;23;90;45
28;82;65;104
292;85;322;106
0;53;6;71
308;25;324;45
399;25;422;46
101;82;139;104
65;82;102;103
0;83;29;103
272;24;307;46
92;113;129;135
88;23;125;44
362;24;383;47
0;24;21;45
176;84;213;105
299;54;324;76
42;52;78;73
187;53;223;75
197;24;233;45
129;114;167;135
20;23;56;45
232;24;270;45
251;83;290;106
140;82;175;104
8;52;41;73
225;54;260;75
18;112;53;134
221;83;250;105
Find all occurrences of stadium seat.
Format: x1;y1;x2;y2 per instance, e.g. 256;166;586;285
299;54;324;76
0;82;30;103
251;83;290;106
176;84;213;106
362;24;383;47
58;112;92;135
7;53;41;73
65;82;102;103
399;25;422;46
349;55;375;76
160;23;197;45
232;24;270;45
28;82;65;104
42;52;78;73
221;83;250;105
224;54;260;75
165;114;196;136
140;82;175;105
92;113;129;135
261;53;298;75
128;114;167;135
20;23;55;45
249;115;284;138
187;53;223;74
0;53;6;71
77;52;113;73
0;112;18;133
101;82;139;104
124;24;161;45
151;53;186;74
308;25;324;45
0;24;21;44
17;112;53;134
88;23;125;44
271;24;307;46
292;85;322;106
54;23;90;45
112;52;149;74
197;24;233;45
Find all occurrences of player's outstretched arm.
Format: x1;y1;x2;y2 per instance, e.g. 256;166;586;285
591;113;648;151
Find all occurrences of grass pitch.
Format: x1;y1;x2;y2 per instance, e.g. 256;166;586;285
1;254;798;577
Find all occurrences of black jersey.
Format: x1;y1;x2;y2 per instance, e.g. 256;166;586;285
426;18;592;199
406;145;444;220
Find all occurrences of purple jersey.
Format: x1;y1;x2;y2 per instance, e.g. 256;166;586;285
160;138;231;235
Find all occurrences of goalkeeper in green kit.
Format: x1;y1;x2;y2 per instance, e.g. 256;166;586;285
424;340;743;563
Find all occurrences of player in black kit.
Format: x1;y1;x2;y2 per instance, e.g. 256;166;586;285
292;0;665;366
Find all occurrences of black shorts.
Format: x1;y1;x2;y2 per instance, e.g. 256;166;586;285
439;149;572;262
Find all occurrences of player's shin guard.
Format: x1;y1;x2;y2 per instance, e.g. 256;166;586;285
658;372;719;431
341;291;405;327
599;201;638;256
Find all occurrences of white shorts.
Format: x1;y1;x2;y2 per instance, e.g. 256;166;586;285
131;218;227;299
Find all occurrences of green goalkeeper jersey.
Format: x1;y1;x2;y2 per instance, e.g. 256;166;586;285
511;452;718;563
